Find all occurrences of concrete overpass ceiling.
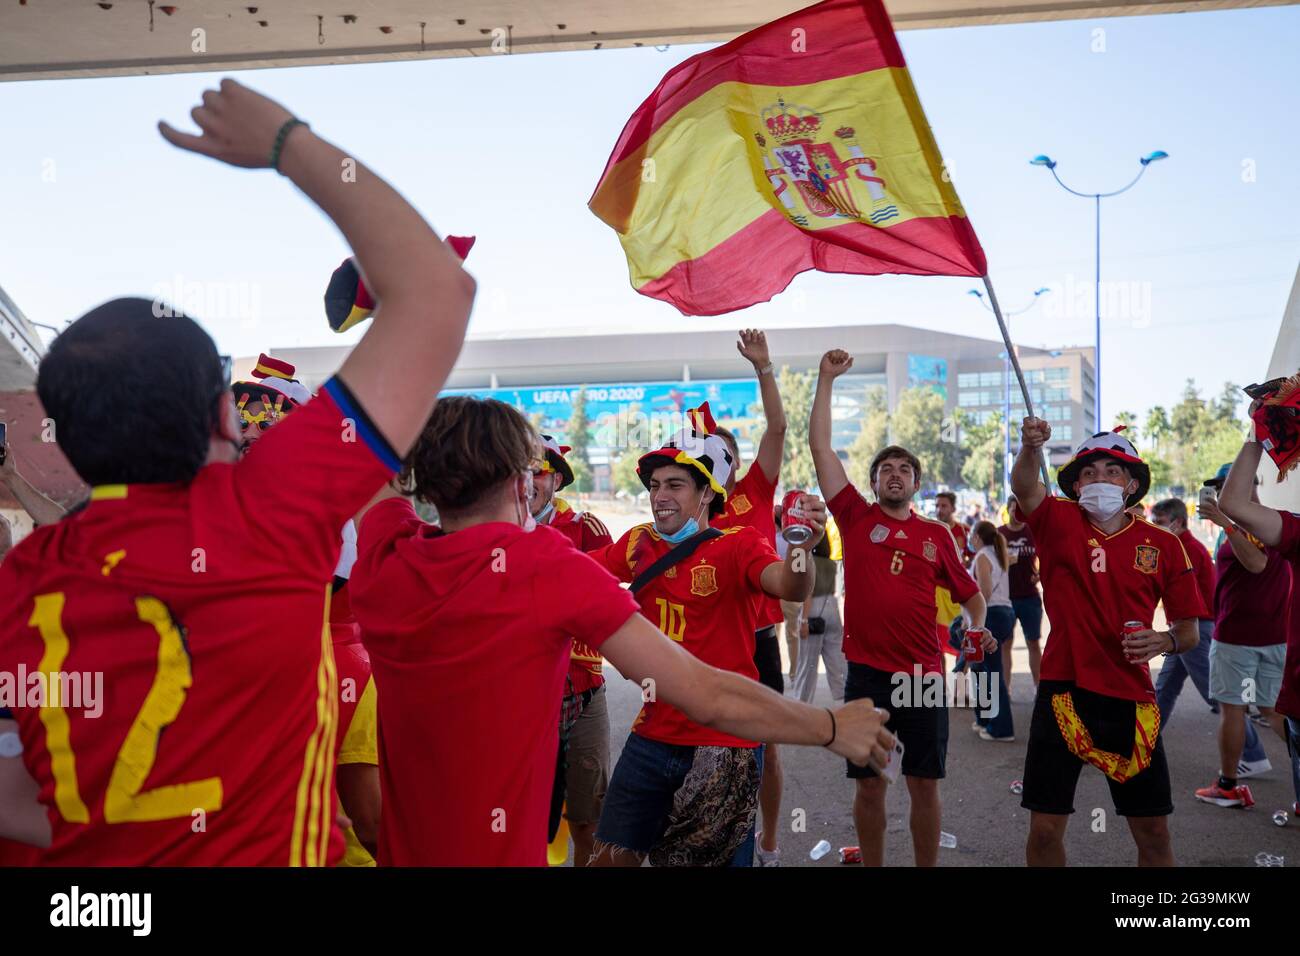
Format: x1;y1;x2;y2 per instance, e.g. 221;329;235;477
1;0;1292;82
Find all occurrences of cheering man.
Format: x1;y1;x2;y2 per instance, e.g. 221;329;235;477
812;350;989;867
0;78;475;863
1012;420;1206;866
588;404;833;867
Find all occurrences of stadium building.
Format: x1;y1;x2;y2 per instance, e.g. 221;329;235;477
244;324;1097;494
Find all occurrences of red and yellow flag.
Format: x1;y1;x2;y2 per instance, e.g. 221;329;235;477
589;0;986;316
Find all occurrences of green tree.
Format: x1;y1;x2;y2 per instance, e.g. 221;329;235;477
1144;406;1170;445
1114;409;1138;444
565;387;593;493
847;388;889;490
960;411;1004;501
1211;381;1242;424
777;366;818;491
890;386;965;489
611;449;646;497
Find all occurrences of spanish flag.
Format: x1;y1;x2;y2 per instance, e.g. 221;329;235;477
589;0;986;316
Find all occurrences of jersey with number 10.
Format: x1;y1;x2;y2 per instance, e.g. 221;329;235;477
0;379;397;865
590;523;778;748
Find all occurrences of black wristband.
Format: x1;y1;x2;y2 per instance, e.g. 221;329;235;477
824;708;836;747
1166;632;1179;655
270;117;309;173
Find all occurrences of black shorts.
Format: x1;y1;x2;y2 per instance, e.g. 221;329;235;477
752;626;783;694
1021;680;1173;818
844;661;947;780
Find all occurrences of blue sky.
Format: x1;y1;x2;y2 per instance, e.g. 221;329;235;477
0;5;1296;425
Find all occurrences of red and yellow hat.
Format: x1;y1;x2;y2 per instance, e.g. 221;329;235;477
538;434;575;490
231;353;312;427
637;402;734;503
325;235;476;334
1056;426;1150;507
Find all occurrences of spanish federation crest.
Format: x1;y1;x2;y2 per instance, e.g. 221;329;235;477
1134;545;1160;575
923;541;937;562
691;563;719;597
870;524;890;544
754;97;900;229
730;494;753;516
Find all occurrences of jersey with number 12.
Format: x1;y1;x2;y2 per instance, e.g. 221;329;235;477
0;380;397;865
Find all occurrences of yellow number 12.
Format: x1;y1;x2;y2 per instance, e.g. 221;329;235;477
30;592;223;824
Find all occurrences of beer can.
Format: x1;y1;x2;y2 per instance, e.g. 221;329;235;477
839;846;862;865
1121;621;1146;662
781;489;814;545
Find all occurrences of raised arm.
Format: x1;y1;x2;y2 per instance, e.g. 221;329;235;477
601;615;894;768
160;79;474;457
736;330;786;484
1218;414;1282;547
1199;495;1268;573
1012;417;1050;516
810;350;853;503
0;451;67;526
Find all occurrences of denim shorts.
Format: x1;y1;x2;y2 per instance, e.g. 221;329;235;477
1011;593;1043;642
595;732;762;865
1209;640;1287;707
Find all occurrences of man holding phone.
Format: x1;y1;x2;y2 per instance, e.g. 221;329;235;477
0;426;68;527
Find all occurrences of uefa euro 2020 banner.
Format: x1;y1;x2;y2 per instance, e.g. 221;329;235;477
441;379;762;455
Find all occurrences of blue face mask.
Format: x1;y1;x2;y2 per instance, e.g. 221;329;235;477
659;517;701;544
535;501;555;524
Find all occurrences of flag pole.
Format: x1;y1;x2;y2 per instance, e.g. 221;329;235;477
982;274;1052;490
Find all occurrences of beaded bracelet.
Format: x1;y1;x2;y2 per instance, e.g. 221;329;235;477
270;118;309;173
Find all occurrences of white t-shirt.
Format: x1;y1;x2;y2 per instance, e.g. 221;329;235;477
973;543;1011;608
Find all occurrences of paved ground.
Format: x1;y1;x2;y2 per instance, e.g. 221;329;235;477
598;645;1298;867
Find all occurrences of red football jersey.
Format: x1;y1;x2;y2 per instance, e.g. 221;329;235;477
545;498;614;695
829;484;978;675
1025;496;1207;703
351;499;638;866
590;523;778;748
713;465;784;629
1178;529;1215;620
0;380;396;865
1271;511;1300;720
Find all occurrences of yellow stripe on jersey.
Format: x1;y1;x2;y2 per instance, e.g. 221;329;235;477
89;484;128;501
29;593;90;823
314;625;340;867
291;587;339;866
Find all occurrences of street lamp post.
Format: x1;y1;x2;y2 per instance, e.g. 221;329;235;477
1029;151;1168;429
969;287;1050;502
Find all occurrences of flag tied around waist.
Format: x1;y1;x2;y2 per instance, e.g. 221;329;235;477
589;0;987;316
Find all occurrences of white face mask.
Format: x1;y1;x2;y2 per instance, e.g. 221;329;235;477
1078;482;1126;521
517;476;537;532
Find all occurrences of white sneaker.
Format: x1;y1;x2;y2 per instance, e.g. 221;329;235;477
1236;758;1272;779
755;837;781;867
971;721;983;732
979;729;1015;742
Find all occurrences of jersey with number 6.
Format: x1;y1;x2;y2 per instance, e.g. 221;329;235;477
589;523;778;748
829;483;979;675
0;379;397;865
